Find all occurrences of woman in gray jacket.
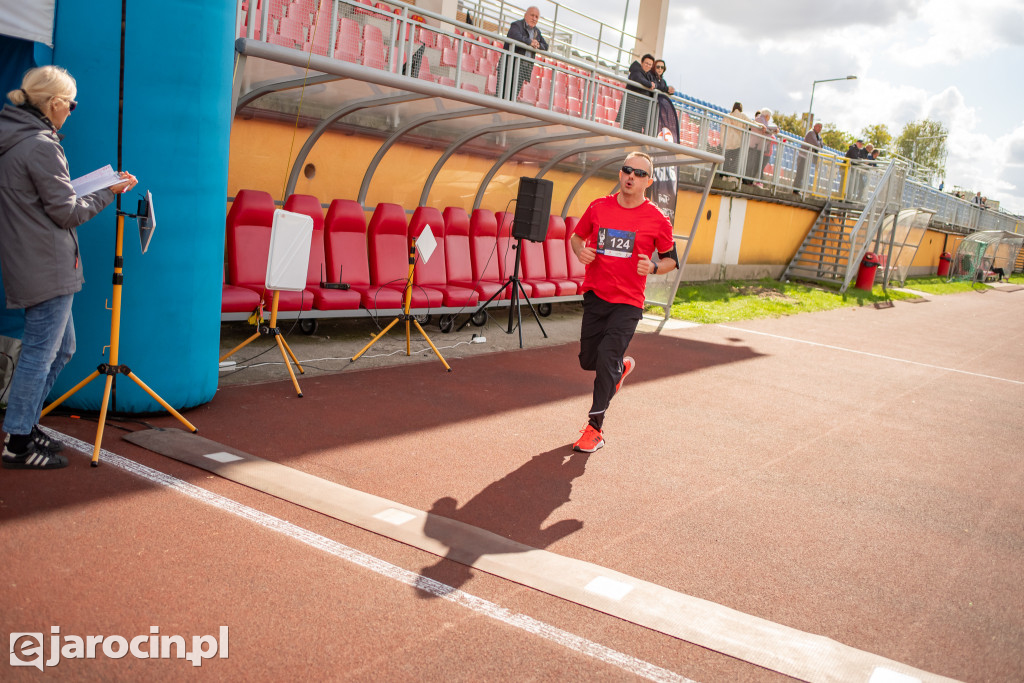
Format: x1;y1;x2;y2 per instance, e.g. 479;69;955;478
0;65;135;469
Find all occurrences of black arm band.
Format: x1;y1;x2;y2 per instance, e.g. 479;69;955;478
657;245;679;268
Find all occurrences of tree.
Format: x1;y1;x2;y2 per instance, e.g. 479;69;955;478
773;111;803;137
894;119;948;175
860;123;892;152
821;123;853;152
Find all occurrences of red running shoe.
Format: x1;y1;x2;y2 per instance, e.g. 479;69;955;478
616;356;635;393
573;424;605;453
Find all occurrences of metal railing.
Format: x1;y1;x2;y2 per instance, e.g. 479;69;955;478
457;0;638;73
235;0;1023;236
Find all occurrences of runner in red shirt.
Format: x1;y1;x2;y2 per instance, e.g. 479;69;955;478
569;152;677;452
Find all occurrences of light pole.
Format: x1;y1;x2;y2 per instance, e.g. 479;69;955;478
806;75;857;134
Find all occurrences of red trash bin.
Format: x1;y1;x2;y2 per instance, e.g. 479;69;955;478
854;252;881;291
937;251;952;277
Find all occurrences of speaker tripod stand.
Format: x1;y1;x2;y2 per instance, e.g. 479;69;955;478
457;236;548;348
41;207;198;467
351;239;452;371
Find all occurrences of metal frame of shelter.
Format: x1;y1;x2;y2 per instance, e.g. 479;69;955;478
230;38;722;322
947;230;1024;283
874;207;935;289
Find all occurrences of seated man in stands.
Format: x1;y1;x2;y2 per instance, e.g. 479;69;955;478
503;6;548;101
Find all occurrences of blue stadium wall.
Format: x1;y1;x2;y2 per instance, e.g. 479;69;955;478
38;0;235;411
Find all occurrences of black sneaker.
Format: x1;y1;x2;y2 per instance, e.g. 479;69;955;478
2;440;68;470
31;426;63;453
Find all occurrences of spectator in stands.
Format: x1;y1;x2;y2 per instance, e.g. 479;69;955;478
502;6;548;101
651;59;679;142
569;152;677;453
747;108;779;181
972;192;983;206
0;65;137;470
723;102;766;182
846;139;866;198
652;60;675;95
795;121;823;193
620;54;657;133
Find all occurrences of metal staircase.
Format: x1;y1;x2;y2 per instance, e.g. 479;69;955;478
782;162;908;292
781;202;863;286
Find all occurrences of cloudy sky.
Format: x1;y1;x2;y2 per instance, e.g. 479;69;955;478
540;0;1024;214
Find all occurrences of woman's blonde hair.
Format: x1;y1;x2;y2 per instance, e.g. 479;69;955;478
7;65;77;114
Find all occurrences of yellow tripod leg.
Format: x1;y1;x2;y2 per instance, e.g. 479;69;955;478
274;336;303;397
351;316;400;362
220;330;262;362
125;372;197;432
277;335;305;374
39;369;100;418
412;319;452;371
90;372;116;465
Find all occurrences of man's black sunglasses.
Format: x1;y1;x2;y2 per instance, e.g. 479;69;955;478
621;165;650;178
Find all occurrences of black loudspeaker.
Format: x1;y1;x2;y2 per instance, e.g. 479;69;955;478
512;177;553;242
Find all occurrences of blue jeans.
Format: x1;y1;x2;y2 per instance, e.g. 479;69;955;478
3;294;76;436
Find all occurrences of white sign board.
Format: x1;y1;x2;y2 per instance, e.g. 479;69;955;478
266;209;313;292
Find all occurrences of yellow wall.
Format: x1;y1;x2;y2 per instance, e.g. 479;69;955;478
228;118;616;217
738;200;817;265
677;193;720;262
913;230;962;269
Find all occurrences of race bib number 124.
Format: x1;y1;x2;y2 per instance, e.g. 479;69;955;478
596;227;636;258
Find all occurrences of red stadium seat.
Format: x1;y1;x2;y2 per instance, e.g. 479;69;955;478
335;18;361;63
564;215;586;287
518;235;557;298
367;203;442;308
469;209;510;300
222;266;262;314
443;207;505;301
282;193;360;311
226;188;275;232
407;207;478;307
495;211;534;296
324;199;402;310
542;216;578;294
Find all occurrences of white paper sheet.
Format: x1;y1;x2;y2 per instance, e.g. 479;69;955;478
71;164;121;196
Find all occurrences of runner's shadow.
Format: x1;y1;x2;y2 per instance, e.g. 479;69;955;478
415;447;590;598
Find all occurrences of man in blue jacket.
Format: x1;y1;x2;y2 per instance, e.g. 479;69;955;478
502;7;548;101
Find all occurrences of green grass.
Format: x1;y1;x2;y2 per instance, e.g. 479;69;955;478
896;276;992;295
659;277;924;324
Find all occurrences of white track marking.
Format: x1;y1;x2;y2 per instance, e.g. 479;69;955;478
49;431;696;683
720;325;1024;385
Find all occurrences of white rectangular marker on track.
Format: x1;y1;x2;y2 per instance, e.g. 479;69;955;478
204;452;244;463
585;576;635;601
373;508;417;526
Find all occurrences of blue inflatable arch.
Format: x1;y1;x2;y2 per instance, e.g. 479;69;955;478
41;0;235;411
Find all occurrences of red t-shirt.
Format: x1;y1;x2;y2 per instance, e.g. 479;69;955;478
572;194;674;307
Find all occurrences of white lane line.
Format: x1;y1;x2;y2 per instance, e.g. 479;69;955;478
50;431;696;683
720;325;1024;385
